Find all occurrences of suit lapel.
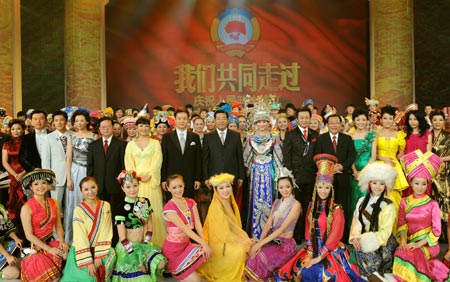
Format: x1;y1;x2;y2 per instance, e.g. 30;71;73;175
171;131;182;153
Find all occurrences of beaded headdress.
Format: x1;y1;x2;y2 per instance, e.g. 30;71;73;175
117;170;141;185
154;111;171;128
252;98;271;124
209;173;235;188
21;169;56;190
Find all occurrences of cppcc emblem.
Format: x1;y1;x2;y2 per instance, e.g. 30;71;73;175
210;8;260;57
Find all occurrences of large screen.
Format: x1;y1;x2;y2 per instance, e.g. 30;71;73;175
106;0;368;112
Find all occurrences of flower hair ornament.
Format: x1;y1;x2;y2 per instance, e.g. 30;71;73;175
277;167;299;189
117;170;142;185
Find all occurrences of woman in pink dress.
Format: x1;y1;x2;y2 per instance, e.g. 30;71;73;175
161;174;211;281
20;169;68;281
403;110;432;196
393;150;450;282
1;119;26;221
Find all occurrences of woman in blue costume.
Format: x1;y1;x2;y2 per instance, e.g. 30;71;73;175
243;103;283;239
348;109;376;232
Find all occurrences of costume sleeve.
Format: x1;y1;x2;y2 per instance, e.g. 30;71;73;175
149;141;163;187
272;135;284;174
305;204;313;252
427;200;441;246
94;202;113;260
396;198;407;238
398;131;406;150
320;206;344;257
73;206;94;268
124;142;136;171
349;198;363;243
375;202;396;246
243;135;254;169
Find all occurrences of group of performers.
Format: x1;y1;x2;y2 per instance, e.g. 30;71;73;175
0;97;449;281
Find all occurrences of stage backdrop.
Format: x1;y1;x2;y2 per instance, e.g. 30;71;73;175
105;0;368;113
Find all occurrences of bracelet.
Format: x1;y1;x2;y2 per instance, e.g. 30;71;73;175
121;239;134;253
144;231;153;243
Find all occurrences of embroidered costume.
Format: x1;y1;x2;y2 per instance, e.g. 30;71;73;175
245;197;299;281
61;200;116;281
162;198;206;280
112;197;166;282
20;197;64;282
0;204;18;271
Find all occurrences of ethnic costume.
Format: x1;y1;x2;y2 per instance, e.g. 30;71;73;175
198;173;252;282
431;129;450;241
393;150;450;282
20;197;64;282
243;104;283;239
245;197;299;282
275;154;363;282
349;162;398;280
0;204;18;271
162;198;206;280
112;197;166;282
61;200;116;282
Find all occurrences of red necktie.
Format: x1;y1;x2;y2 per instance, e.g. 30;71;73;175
103;139;109;154
303;129;308;140
332;135;337;153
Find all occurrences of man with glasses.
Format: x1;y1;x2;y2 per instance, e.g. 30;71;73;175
283;106;318;243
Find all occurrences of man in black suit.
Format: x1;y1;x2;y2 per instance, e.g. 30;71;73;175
19;110;50;172
283;107;318;242
203;110;245;190
87;117;126;208
161;108;202;198
314;114;356;239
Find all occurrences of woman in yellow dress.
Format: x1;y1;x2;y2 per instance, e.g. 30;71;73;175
124;117;165;247
198;173;252;281
376;106;409;214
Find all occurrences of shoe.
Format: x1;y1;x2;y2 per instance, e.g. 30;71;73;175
367;272;384;282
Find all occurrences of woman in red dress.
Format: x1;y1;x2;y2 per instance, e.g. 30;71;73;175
20;169;68;281
1;119;26;220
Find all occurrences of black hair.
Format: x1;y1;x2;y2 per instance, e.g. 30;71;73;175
52;110;68;121
352;108;368;121
380;105;397;117
167;174;184;186
174;108;189;118
214;110;229;119
184;104;194;110
10;119;25;130
325;114;341;124
71;110;91;130
98;116;114;127
79;176;97;190
297;106;311;118
277;176;294;188
405;110;429;137
136;117;150;126
16;111;26;118
31;109;47;119
153;106;162;111
358;189;385;233
430;110;446;121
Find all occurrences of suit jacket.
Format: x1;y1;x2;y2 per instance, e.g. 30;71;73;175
19;130;51;172
202;130;245;181
314;132;356;205
41;130;71;186
87;136;126;196
283;127;318;185
161;131;202;193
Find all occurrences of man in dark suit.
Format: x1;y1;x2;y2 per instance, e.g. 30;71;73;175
161;108;202;198
87;117;126;208
19;110;51;172
203;110;245;190
314;114;356;239
283;107;318;242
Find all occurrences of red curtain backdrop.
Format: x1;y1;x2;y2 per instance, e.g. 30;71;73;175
106;0;368;112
